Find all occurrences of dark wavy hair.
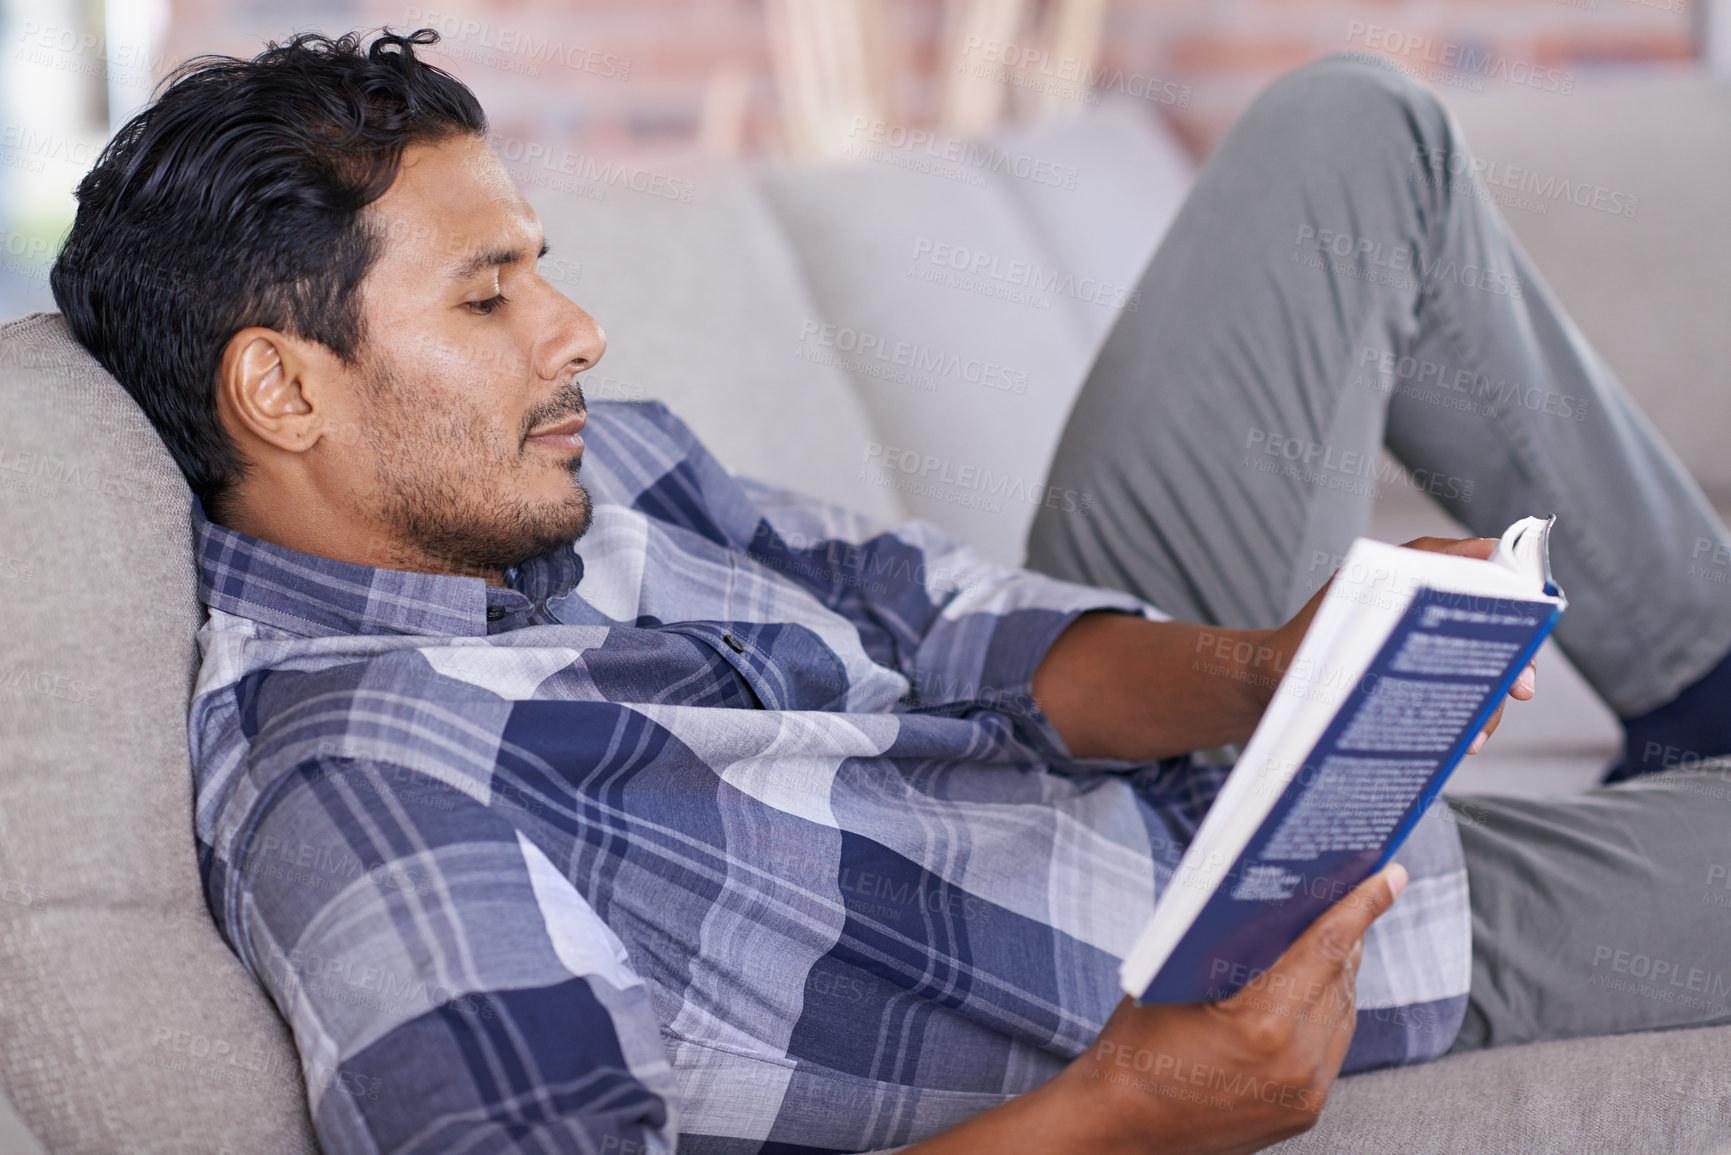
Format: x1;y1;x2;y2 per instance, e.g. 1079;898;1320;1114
51;28;486;516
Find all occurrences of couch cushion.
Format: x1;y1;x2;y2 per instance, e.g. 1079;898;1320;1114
1445;78;1731;498
0;1085;47;1155
756;100;1193;565
991;100;1196;356
0;314;316;1152
1273;1022;1731;1154
518;156;902;524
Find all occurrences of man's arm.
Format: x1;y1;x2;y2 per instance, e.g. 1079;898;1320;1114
1033;537;1536;761
907;864;1409;1155
1032;613;1281;761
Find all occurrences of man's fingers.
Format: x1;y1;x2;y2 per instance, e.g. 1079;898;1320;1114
1314;863;1407;950
1469;702;1506;754
1470;660;1538;753
1398;536;1497;561
1265;864;1408;990
1316;952;1363;1079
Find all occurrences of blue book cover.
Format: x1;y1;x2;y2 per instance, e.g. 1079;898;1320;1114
1123;520;1566;1005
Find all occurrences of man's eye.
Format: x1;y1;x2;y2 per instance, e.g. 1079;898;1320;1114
466;293;509;315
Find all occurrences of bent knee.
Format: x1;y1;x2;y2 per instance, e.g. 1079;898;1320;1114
1238;52;1452;168
1273;52;1441;117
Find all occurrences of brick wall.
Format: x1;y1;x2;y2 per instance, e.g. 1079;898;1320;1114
161;0;1701;162
1111;0;1699;156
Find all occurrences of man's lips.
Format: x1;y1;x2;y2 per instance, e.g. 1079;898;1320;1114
525;411;586;454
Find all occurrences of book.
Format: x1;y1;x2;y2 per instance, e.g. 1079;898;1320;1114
1121;517;1568;1005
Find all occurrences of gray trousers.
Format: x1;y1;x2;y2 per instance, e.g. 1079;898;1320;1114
1026;53;1731;1051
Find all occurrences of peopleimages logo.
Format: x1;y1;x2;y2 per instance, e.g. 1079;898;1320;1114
491;135;696;204
0;122;98;172
1356;346;1588;423
798;320;1029;395
955;34;1193;108
0;445;138;501
404;8;632;79
910;238;1140;312
1244;428;1474;503
0;230;56;281
13;21;164;83
1589;945;1731;1008
0;665;97;705
1345;23;1575;95
846;118;1080;190
862;441;1091;516
1294;224;1523;300
1409;145;1638;220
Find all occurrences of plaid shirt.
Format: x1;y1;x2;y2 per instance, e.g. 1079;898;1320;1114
189;400;1470;1154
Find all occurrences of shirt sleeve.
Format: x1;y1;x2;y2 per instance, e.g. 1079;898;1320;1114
222;754;680;1155
731;470;1168;761
602;398;1170;763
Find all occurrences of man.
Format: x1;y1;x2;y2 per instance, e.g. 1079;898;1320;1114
49;27;1731;1155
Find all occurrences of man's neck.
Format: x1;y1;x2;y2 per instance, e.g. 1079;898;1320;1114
216;486;506;586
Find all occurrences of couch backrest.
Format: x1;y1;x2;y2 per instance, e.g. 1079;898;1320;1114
522;102;1198;565
757;99;1195;564
0;314;317;1152
522;158;905;526
1445;78;1731;498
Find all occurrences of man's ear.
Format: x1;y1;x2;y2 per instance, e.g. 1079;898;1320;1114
217;327;331;453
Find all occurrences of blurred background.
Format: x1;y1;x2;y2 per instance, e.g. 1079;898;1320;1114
0;0;1720;318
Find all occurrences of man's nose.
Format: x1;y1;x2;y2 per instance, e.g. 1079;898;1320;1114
568;305;606;372
540;293;606;379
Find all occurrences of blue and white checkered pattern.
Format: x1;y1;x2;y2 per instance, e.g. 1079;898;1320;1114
189;400;1470;1153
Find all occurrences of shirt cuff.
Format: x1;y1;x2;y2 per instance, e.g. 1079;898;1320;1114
915;573;1163;771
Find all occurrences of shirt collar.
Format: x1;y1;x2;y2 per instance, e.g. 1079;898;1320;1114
192;499;585;638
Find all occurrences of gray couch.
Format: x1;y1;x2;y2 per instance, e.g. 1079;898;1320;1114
3;82;1729;1153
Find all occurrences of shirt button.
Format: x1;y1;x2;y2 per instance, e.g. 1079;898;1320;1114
486;606;506;622
722;633;744;653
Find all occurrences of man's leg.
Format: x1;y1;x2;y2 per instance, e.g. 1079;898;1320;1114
1027;54;1731;1048
1445;769;1731;1049
1029;53;1416;633
1027;52;1731;725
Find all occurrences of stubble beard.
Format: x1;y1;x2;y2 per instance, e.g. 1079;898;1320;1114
358;357;593;577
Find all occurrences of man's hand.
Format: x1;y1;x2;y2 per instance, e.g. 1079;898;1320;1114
1262;536;1538;756
907;864;1409;1155
1033;535;1536;762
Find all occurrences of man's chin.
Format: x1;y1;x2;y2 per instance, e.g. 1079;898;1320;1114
507;482;593;566
558;484;594;546
401;481;593;577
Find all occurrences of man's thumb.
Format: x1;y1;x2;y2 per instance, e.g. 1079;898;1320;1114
1330;863;1407;940
1287;862;1409;976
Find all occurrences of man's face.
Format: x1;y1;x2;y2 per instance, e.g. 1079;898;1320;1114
334;134;605;577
